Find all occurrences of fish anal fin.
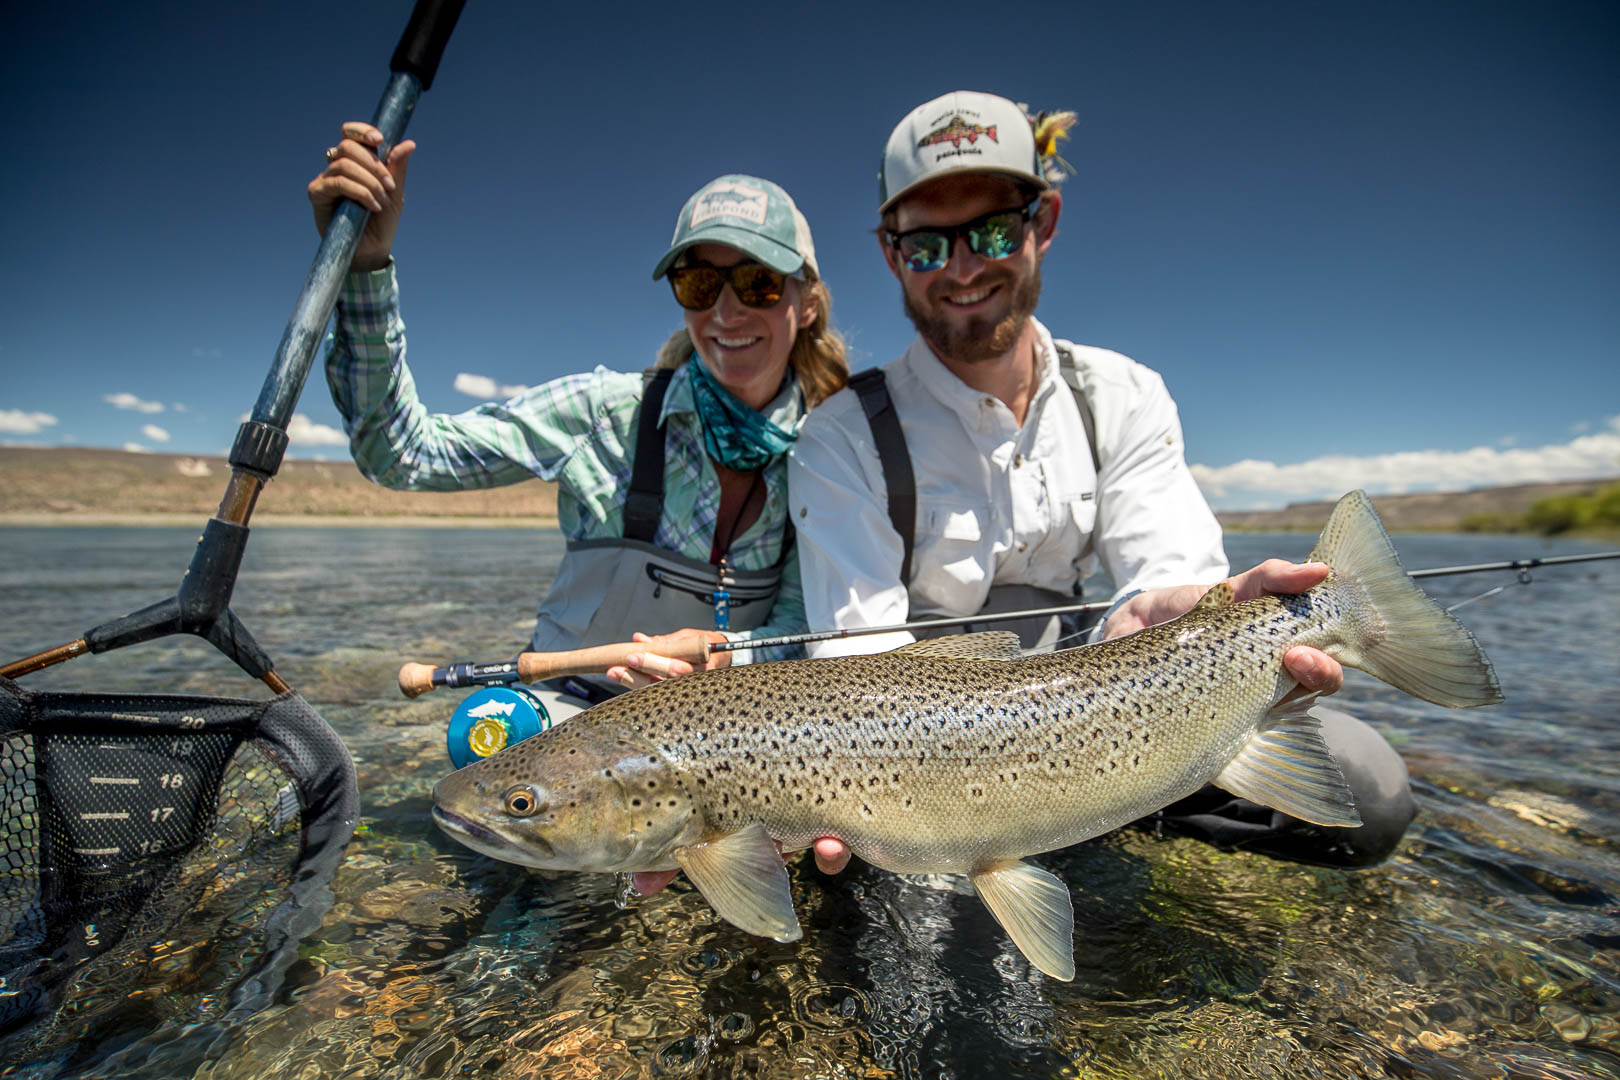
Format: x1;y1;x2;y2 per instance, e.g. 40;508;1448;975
1215;715;1363;828
673;822;802;943
1192;582;1236;611
970;859;1075;981
895;631;1022;661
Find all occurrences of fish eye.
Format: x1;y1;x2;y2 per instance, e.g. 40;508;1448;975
504;786;543;817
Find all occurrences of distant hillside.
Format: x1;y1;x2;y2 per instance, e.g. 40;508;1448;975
1216;478;1620;532
0;447;557;524
4;447;1616;534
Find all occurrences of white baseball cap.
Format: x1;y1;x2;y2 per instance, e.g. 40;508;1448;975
878;91;1049;213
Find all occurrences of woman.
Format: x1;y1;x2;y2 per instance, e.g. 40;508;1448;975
309;122;846;717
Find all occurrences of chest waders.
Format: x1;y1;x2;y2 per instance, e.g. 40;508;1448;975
529;368;789;704
850;344;1102;651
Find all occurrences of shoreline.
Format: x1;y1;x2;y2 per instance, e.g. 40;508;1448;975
0;513;560;529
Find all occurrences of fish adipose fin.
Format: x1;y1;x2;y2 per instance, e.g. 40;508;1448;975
895;631;1023;661
1216;712;1363;828
1312;490;1504;708
673;823;802;943
1192;581;1235;611
970;859;1076;981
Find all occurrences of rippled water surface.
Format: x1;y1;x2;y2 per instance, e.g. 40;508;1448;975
1;524;1617;1079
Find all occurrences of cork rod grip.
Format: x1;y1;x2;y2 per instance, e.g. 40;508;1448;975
396;634;713;699
515;635;712;682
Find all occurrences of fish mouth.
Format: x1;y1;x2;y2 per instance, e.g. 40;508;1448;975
431;806;501;844
431;806;556;865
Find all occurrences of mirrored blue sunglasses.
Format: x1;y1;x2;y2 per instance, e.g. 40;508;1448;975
886;198;1042;273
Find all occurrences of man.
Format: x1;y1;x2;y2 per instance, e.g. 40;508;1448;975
788;91;1414;871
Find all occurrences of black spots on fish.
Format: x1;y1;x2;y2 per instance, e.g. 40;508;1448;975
840;778;851;790
966;782;989;804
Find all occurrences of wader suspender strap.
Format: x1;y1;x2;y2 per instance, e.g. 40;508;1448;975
1054;344;1102;474
849;369;918;586
852;344;1099;585
623;367;675;543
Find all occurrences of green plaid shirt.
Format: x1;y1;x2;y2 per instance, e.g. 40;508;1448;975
325;263;806;661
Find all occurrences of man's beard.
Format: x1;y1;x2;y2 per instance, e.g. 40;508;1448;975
903;259;1043;365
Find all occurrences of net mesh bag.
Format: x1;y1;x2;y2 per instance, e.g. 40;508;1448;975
0;676;357;1069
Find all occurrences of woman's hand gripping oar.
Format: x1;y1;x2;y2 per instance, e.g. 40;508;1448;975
398;629;724;698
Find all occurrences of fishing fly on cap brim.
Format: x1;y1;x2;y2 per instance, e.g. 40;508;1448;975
1024;107;1079;185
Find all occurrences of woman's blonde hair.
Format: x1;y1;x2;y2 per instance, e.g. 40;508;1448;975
655;267;849;408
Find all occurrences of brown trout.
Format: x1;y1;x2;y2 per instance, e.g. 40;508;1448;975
433;491;1501;980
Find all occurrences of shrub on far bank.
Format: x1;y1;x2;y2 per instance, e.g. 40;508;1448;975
1522;483;1620;535
1458;512;1522;534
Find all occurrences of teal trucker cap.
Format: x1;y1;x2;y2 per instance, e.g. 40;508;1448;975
652;174;819;280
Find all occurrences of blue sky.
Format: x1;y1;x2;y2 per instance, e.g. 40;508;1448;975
3;1;1616;509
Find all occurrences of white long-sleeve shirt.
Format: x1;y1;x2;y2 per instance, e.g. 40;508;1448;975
788;319;1228;657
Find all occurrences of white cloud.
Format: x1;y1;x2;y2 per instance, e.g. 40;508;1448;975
172;403;189;414
104;392;164;414
122;442;152;454
141;424;171;443
1193;415;1620;510
454;372;529;400
0;409;58;435
286;413;349;447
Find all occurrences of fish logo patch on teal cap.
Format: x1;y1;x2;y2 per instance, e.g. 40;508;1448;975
653;173;818;281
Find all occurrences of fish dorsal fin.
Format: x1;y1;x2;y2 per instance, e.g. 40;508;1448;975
969;859;1075;981
895;631;1023;661
1213;712;1363;828
1192;581;1235;611
672;822;802;943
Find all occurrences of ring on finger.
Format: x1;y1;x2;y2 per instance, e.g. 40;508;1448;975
325;146;340;163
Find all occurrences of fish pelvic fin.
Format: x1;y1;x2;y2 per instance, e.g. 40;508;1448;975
970;859;1076;981
673;822;802;943
1310;490;1503;708
894;631;1023;660
1216;710;1363;828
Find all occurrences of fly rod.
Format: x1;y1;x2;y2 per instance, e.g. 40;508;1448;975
397;549;1620;697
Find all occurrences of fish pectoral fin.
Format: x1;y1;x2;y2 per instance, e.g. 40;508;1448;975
970;859;1076;981
894;631;1023;661
673;822;802;943
1214;714;1363;828
1192;581;1235;611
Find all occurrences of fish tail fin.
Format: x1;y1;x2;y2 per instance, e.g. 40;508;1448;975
1311;490;1503;708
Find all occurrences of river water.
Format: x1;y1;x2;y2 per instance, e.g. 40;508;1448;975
1;524;1617;1079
